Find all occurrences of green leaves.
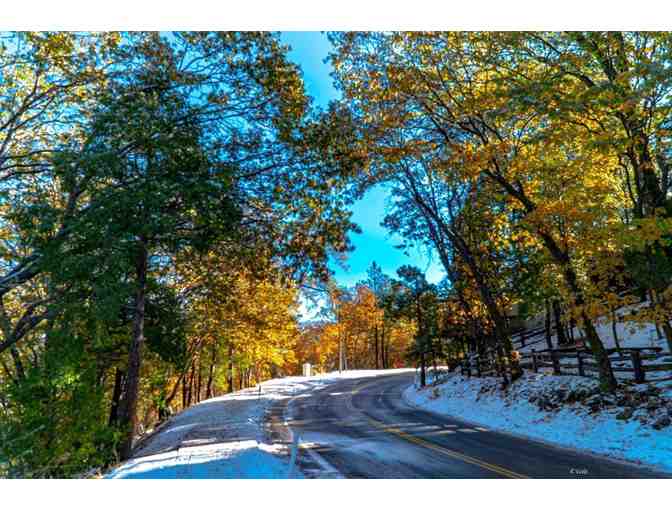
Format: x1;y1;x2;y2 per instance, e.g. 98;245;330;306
144;283;187;366
1;31;364;476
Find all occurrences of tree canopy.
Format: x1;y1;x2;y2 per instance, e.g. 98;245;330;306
4;30;672;477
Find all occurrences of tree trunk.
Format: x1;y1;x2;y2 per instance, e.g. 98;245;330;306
186;364;195;406
568;319;576;342
580;311;616;390
343;338;348;371
380;326;386;369
446;229;516;380
651;290;672;354
403;176;513;365
9;346;25;381
480;172;615;390
196;363;202;404
552;300;568;346
118;237;148;461
227;343;234;393
182;371;188;409
497;345;505;379
552;244;615;390
647;291;664;339
162;368;187;420
420;350;426;387
108;368;125;427
416;299;427;387
382;322;388;369
374;323;379;369
444;222;513;359
206;346;216;399
544;301;554;350
181;373;186;408
655;321;663;340
662;323;672;355
611;307;622;353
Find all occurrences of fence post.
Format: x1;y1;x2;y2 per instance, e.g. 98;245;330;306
631;350;645;383
476;356;482;377
531;348;538;373
287;433;299;478
577;351;585;377
551;350;561;375
463;358;471;377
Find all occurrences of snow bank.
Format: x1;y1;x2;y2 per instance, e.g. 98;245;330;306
106;441;291;479
105;382;300;479
107;369;413;478
404;372;672;473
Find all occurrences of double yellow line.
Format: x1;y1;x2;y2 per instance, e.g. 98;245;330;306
351;379;528;479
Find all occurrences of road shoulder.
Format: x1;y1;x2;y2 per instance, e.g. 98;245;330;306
402;373;672;476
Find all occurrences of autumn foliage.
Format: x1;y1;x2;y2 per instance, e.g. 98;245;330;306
3;30;672;477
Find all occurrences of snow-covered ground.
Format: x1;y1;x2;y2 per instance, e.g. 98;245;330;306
520;301;671;353
106;369;411;479
404;372;672;473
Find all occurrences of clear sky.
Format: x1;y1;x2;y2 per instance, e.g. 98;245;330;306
280;32;445;297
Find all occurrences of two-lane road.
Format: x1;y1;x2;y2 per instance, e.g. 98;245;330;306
281;373;669;478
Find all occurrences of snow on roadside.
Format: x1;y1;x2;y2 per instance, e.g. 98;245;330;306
106;369;412;478
106;440;292;479
404;372;672;473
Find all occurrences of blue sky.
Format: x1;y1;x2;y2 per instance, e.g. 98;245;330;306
280;32;444;293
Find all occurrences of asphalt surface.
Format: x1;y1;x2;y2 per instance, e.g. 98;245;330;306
280;373;670;479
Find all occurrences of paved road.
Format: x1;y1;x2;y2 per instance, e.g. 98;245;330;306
279;373;669;479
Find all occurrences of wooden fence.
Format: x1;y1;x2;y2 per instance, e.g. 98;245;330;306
459;347;516;379
510;324;566;351
460;346;672;384
519;346;672;383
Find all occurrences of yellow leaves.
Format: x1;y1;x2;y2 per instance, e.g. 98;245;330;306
173;249;300;376
329;31;672;345
297;283;416;371
616;216;672;252
26;31;76;60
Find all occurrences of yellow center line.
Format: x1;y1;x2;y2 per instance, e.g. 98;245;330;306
350;379;529;479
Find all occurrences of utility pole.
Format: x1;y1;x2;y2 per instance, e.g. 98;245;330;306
339;337;343;373
335;288;347;373
338;314;347;373
337;300;343;373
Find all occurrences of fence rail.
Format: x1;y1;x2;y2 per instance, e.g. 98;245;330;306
518;346;672;383
510;325;548;350
459;346;672;384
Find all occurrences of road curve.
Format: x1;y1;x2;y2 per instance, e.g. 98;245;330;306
280;373;670;478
